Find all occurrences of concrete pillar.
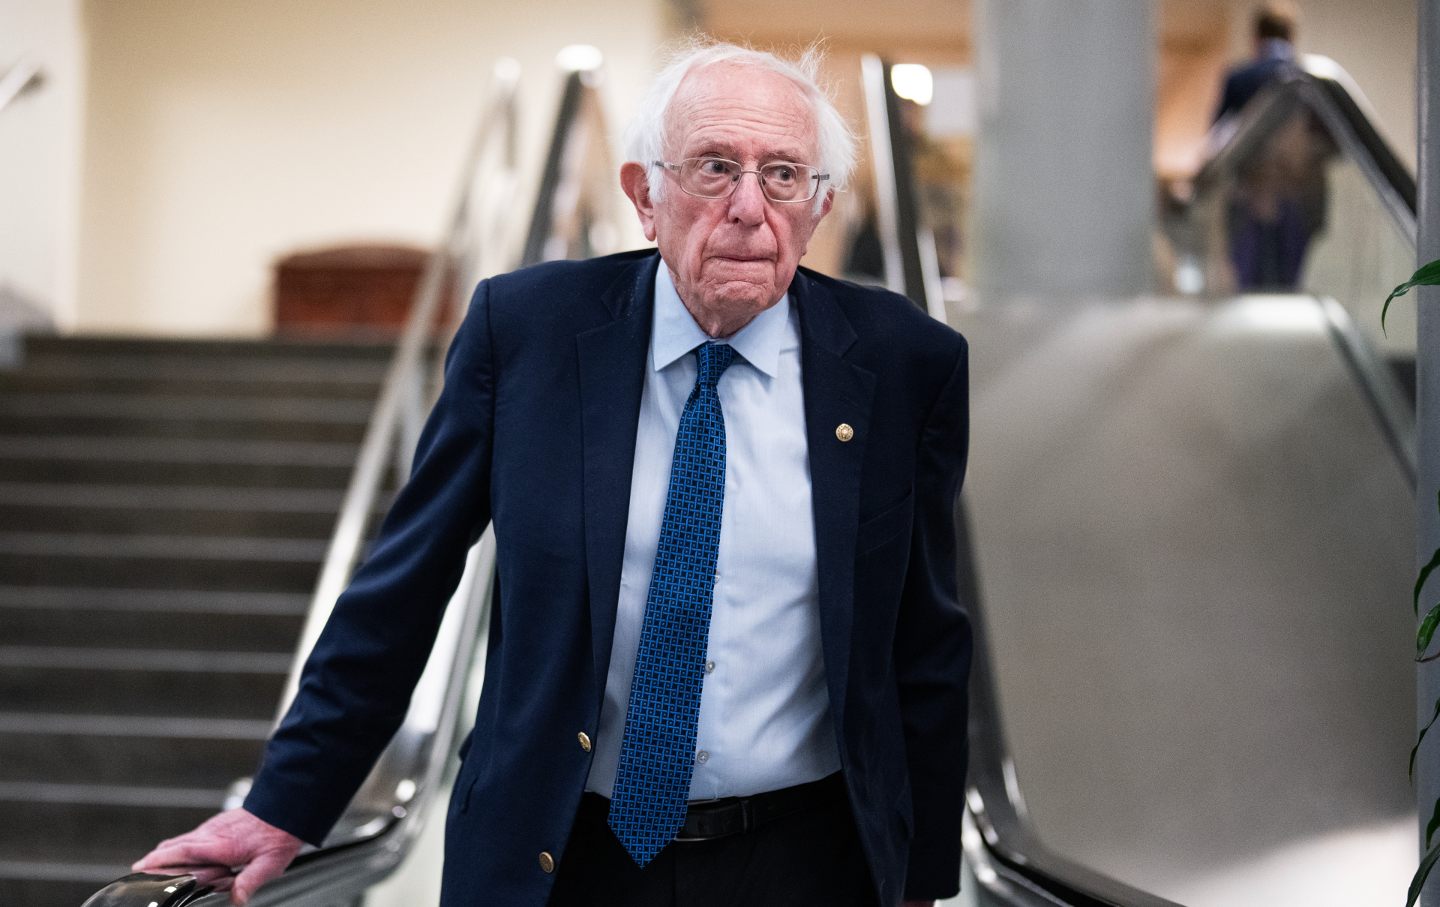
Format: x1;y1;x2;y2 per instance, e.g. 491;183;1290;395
970;0;1154;301
1418;1;1440;903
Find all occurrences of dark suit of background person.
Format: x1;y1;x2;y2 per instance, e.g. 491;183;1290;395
134;44;973;907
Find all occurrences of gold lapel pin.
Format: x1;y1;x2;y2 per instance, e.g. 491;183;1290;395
835;423;854;442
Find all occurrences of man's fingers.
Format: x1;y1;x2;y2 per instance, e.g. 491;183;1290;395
133;841;226;872
229;848;294;906
173;865;236;886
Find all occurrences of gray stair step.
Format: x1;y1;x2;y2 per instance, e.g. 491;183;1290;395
20;334;394;364
0;358;387;399
0;482;350;537
0;333;381;907
0;436;357;487
0;786;224;865
0;859;131;907
0;586;309;615
0;712;268;787
0;648;290;719
0;393;372;443
0;603;304;652
0;533;327;592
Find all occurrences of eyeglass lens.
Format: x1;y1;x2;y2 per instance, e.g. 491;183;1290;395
679;158;820;202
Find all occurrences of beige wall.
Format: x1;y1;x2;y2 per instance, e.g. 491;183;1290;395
77;0;671;336
0;0;84;329
54;0;1428;336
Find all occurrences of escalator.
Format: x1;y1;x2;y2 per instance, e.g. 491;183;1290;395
916;54;1417;907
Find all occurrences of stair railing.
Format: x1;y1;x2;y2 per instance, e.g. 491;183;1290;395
860;52;1183;907
79;59;520;907
83;51;629;907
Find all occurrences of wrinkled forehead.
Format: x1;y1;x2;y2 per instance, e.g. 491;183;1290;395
662;61;819;160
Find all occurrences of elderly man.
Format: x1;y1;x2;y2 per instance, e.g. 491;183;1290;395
136;40;972;907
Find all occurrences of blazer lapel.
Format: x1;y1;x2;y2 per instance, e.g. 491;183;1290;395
576;254;658;699
792;270;875;741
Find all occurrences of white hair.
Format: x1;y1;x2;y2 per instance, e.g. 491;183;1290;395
622;38;857;212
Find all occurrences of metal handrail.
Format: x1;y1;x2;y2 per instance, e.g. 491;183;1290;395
84;53;629;907
282;61;520;707
1182;54;1416;263
0;57;43;115
79;59;521;907
860;54;946;322
523;63;621;266
861;49;1184;907
1172;52;1419;485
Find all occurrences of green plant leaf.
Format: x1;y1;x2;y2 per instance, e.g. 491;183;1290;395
1409;839;1440;907
1419;602;1440;660
1384;258;1440;335
1411;699;1440;779
1420;547;1440;617
1427;798;1440;848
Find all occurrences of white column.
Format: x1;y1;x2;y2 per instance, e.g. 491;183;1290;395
971;0;1155;300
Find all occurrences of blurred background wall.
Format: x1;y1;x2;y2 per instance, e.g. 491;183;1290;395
0;0;1420;332
0;0;84;331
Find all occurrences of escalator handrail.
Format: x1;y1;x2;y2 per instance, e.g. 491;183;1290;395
281;60;520;714
1184;52;1419;486
522;63;621;267
861;52;1184;907
956;504;1186;907
860;54;947;322
1193;53;1415;246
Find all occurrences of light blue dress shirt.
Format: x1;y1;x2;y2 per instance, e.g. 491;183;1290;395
585;264;841;801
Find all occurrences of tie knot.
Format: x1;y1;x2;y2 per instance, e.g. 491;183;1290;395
695;342;736;390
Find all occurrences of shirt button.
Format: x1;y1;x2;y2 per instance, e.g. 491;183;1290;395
577;731;592;752
705;660;715;673
696;750;710;764
538;851;556;873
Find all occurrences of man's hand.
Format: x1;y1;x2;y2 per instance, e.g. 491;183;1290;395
132;808;303;906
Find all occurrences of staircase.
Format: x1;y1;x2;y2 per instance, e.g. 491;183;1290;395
0;335;388;907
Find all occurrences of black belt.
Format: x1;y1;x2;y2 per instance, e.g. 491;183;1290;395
585;773;845;843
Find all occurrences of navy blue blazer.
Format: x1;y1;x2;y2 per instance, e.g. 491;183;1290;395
244;250;973;906
1215;52;1298;122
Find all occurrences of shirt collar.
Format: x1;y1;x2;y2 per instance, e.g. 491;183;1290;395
651;262;791;378
1260;38;1295;62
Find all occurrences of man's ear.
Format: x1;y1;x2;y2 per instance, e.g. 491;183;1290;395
801;188;836;257
620;162;658;242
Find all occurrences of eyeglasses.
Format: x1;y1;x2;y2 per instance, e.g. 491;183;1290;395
653;157;829;204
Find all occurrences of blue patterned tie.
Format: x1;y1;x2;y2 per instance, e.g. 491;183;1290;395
608;341;736;866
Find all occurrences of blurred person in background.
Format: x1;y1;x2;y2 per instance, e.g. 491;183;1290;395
1215;1;1332;290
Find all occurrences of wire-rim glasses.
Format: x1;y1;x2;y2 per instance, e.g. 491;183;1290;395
653;157;829;204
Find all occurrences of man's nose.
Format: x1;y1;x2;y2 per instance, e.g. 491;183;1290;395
726;171;767;225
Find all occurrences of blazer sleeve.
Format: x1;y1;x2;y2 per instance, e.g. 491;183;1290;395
243;279;498;845
895;339;973;900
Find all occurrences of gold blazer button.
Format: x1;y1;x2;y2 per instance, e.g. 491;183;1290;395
835;423;854;442
539;851;556;873
577;731;593;752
